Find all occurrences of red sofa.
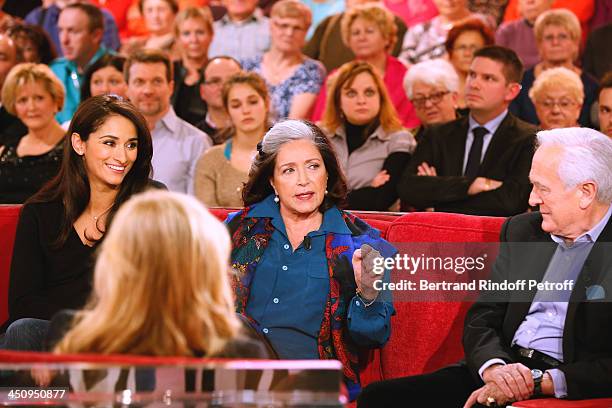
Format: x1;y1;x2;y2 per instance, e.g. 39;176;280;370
1;205;611;407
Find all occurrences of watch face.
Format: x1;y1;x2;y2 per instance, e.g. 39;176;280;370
531;369;543;380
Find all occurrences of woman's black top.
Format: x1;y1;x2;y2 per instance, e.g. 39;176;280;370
0;139;63;204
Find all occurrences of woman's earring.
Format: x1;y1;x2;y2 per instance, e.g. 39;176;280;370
324;189;328;195
274;195;280;203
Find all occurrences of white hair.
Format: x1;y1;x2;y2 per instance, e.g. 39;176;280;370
403;59;460;99
536;127;612;203
260;119;317;155
528;66;584;104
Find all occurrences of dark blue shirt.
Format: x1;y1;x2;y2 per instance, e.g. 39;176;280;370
245;195;393;359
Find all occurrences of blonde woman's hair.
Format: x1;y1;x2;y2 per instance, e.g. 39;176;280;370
174;6;214;37
321;60;402;133
534;9;581;44
55;190;241;356
340;3;397;53
270;0;312;30
1;63;64;116
529;66;584;105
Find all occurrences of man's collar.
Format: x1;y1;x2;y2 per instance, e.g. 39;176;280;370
551;204;612;245
157;106;179;134
468;109;508;135
220;8;263;25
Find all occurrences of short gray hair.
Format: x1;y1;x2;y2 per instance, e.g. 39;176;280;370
536;127;612;203
529;67;584;105
259;120;317;155
403;59;459;99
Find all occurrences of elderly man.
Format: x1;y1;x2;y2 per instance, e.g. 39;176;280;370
196;56;242;145
359;127;612;407
125;49;211;194
0;34;26;145
208;0;270;61
599;72;612;138
50;2;113;123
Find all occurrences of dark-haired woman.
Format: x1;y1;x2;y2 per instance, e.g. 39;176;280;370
227;119;395;401
80;54;127;101
1;95;156;349
8;24;57;65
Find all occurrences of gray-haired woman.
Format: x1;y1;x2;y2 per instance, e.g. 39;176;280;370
226;119;395;401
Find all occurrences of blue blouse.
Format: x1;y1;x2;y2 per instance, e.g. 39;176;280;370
242;57;326;120
244;195;393;359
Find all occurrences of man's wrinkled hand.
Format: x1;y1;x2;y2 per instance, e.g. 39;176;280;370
482;363;534;402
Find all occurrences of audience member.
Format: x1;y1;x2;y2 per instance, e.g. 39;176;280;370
468;0;508;26
311;3;418;128
583;22;612;81
0;34;27;146
599;72;612;138
382;0;438;28
171;7;213;126
0;95;155;349
0;63;65;204
196;56;242;144
398;46;536;216
243;0;324;120
90;0;133;40
403;58;459;141
121;0;179;59
208;0;270;61
195;72;269;207
360;127;612;407
8;24;57;65
510;9;599;128
0;0;20;32
304;0;407;72
530;67;583;130
301;0;344;40
589;0;612;31
25;0;120;55
399;0;488;65
80;54;127;101
320;61;415;211
125;49;210;194
53;190;269;358
495;0;553;70
50;3;114;124
445;18;494;112
228;119;395;401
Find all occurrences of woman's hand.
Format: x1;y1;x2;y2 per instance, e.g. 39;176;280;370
352;244;383;301
370;170;390;188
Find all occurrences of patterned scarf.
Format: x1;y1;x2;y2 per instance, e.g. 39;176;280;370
227;204;395;399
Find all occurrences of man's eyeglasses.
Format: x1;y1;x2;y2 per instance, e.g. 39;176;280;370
538;98;577;110
411;91;450;108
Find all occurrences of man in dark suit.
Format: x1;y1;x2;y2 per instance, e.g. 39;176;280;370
398;46;537;216
359;127;612;407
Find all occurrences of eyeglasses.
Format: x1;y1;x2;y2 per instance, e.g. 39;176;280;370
542;33;571;43
203;77;223;87
453;44;479;53
411;91;450;108
538;98;577;110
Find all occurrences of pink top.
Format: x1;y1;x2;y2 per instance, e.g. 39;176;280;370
310;55;420;129
382;0;438;28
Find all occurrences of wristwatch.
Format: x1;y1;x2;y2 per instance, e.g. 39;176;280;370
532;369;544;396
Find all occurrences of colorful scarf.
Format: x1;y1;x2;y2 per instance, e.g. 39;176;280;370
227;204;396;399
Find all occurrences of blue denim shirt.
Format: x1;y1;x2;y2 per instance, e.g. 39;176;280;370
245;194;393;359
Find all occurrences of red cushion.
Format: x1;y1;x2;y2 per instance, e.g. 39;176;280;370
0;205;21;325
381;212;506;379
512;399;612;407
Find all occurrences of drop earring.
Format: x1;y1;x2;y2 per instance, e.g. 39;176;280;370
274;195;279;203
324;189;328;195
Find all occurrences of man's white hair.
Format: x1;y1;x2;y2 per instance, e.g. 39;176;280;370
403;59;460;100
536;127;612;203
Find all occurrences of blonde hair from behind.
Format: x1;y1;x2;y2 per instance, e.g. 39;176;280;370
321;60;402;133
1;62;65;116
55;190;240;357
340;3;397;53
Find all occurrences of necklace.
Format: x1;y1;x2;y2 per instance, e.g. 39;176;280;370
90;204;113;221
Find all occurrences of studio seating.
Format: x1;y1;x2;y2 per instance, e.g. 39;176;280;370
1;205;611;407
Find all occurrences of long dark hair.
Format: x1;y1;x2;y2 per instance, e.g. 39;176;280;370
80;54;127;101
29;95;154;246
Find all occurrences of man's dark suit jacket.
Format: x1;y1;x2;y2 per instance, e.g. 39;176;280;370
398;113;537;216
464;211;612;400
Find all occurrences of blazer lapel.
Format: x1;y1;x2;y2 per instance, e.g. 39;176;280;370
446;116;469;176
